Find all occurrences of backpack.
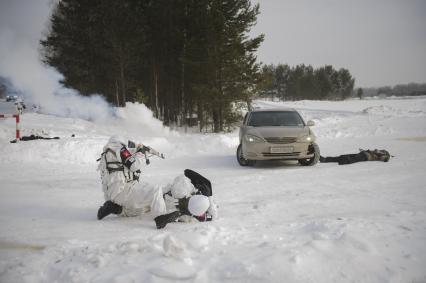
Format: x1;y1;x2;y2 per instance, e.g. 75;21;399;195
97;143;140;183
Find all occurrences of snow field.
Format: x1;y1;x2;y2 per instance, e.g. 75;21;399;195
1;97;426;282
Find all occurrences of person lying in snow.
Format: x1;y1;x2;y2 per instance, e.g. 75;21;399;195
96;136;218;229
10;134;60;143
320;148;391;165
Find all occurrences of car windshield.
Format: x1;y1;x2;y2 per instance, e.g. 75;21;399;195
248;111;305;127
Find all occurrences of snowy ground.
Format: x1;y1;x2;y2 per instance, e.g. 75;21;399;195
1;97;426;283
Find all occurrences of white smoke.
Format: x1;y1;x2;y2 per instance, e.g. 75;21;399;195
0;0;113;121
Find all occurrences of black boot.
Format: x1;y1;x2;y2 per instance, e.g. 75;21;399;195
154;211;181;229
97;201;123;220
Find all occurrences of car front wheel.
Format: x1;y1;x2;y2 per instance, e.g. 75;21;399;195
237;144;255;166
299;142;320;166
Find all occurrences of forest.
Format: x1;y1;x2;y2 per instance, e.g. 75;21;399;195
41;0;357;131
257;64;355;101
364;83;426;97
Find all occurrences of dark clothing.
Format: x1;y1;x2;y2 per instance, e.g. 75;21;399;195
320;152;368;165
10;135;60;143
184;169;212;197
20;135;59;141
155;211;181;229
320;149;391;165
21;135;59;141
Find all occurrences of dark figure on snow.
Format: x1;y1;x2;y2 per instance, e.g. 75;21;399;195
320;149;391;165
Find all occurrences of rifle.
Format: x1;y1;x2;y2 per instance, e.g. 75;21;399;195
137;143;165;165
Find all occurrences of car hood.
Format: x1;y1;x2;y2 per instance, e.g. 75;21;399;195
247;126;310;138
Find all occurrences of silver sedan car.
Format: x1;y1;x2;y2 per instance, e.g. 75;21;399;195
237;107;320;166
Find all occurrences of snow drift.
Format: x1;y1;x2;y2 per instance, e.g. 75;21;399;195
1;97;426;283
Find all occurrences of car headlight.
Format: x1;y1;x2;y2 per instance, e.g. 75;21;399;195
245;134;264;143
297;135;314;142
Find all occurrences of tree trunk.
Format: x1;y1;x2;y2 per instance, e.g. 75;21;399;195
153;63;160;118
181;50;186;129
198;102;204;132
218;102;223;132
115;79;120;107
181;3;187;129
212;108;220;133
119;59;126;106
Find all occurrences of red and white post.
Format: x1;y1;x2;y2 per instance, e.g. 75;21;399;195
0;114;21;141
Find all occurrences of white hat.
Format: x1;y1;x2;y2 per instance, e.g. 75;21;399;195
188;195;210;216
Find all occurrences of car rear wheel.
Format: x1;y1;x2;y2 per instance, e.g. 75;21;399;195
299;142;320;166
237;144;255;166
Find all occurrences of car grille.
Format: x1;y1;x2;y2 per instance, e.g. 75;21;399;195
264;137;297;144
262;152;301;157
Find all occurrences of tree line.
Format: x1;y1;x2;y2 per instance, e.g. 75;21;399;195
41;0;263;132
376;83;426;97
356;83;426;98
257;64;355;101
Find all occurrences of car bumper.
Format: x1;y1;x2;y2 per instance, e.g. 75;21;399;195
242;141;314;160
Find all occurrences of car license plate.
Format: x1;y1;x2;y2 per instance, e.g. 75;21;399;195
270;146;293;153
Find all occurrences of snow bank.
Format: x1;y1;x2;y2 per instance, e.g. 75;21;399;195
254;98;426;140
0;102;238;165
1;97;426;283
2;97;426;165
361;105;426;117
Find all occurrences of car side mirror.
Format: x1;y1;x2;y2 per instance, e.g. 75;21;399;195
307;120;315;127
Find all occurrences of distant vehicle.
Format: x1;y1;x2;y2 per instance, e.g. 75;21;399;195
237;107;320;166
6;95;18;102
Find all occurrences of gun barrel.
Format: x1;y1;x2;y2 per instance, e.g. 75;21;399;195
137;143;165;159
149;148;165;159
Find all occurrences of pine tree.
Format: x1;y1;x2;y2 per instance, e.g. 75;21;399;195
41;0;264;131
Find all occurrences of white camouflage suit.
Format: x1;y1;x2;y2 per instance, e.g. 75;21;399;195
98;136;218;219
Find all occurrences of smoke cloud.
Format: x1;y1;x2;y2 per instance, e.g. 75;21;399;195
0;0;113;121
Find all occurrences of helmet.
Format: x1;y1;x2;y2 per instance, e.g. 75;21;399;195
188;195;210;216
